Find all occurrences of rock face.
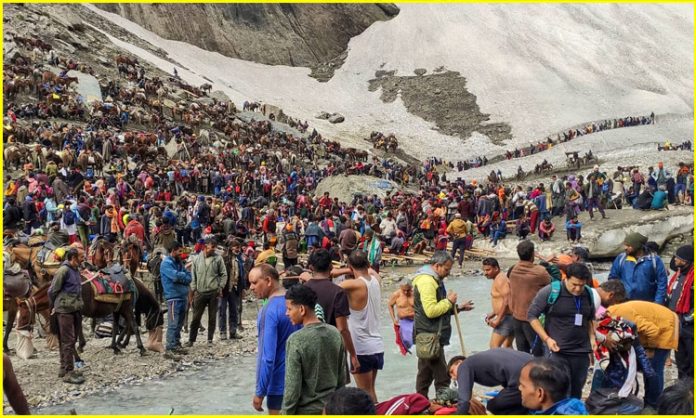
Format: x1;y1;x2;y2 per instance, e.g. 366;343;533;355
368;69;513;145
475;206;694;260
95;4;399;71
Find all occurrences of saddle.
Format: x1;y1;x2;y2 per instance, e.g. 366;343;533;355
37;245;69;266
3;263;31;299
82;263;134;304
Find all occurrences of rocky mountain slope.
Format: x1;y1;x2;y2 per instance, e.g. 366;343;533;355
95;3;399;80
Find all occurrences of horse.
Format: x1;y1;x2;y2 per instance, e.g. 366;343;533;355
3;262;35;352
115;278;163;349
9;242;61;285
118;239;144;279
16;262;147;356
200;83;212;94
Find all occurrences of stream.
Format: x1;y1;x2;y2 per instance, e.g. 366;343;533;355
35;271;608;414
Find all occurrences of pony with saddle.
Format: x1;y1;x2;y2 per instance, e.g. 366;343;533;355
15;237;161;356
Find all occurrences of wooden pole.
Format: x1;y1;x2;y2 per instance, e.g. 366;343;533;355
453;305;467;356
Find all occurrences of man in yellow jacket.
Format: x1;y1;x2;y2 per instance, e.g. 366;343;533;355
412;251;473;397
446;213;472;269
597;280;679;409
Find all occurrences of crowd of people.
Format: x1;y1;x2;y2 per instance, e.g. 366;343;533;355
2;28;694;416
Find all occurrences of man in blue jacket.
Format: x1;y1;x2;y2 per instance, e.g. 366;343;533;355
608;232;668;303
160;241;192;356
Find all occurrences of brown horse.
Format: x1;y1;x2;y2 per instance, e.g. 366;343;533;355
12;283;56;353
3;267;34;352
118;240;143;279
10;243;60;285
17;266;146;355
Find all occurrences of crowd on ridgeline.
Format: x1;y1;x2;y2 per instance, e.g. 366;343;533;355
2;31;694;416
433;113;659;174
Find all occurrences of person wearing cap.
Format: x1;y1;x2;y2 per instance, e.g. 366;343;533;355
187;236;227;347
608;232;668;303
220;239;244;340
665;245;694;378
160;241;192;356
650;162;671;190
48;248;85;384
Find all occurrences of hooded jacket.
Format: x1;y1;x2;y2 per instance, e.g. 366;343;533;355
608;253;668;304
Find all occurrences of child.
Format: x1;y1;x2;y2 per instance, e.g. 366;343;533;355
565;215;583;243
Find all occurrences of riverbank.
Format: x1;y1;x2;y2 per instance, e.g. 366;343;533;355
4;309;260;412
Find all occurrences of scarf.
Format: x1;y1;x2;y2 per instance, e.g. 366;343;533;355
667;266;693;314
105;208;119;234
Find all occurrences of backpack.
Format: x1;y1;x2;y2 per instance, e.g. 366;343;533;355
376;393;431;415
282;232;299;259
63;209;76;226
547;280;593;308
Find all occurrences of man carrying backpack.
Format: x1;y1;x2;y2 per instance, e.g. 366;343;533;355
527;263;598;399
608;232;668;303
279;224;299;268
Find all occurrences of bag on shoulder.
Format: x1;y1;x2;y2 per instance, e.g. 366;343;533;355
415;332;441;360
415;316;444;360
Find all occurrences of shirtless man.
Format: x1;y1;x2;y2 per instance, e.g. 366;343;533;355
483;258;514;348
340;250;384;402
388;279;415;351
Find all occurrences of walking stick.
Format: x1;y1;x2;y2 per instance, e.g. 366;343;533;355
453;305;467;356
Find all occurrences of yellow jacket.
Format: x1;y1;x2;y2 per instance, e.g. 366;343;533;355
446;219;469;238
412;273;452;319
607;301;679;350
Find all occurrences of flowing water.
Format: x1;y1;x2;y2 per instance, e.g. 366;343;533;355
36;271;607;414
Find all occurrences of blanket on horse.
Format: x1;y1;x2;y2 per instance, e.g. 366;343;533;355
82;263;134;304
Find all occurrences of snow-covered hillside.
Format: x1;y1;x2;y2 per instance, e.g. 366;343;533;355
85;3;693;161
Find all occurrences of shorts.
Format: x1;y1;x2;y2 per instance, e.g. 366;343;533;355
493;314;515;337
266;394;283;410
356;352;384;373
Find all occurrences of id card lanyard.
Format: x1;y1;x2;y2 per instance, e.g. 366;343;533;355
574;296;583;326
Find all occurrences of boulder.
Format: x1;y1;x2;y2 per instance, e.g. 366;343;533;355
328;113;345;123
315;175;400;204
53;13;85;32
315;111;331;120
209;90;230;102
414;68;427;76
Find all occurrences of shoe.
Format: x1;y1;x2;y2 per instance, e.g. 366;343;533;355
172;347;189;355
62;372;85;385
220;334;228;341
184;341;194;348
163;351;180;360
207;340;213;346
58;369;66;378
229;332;243;340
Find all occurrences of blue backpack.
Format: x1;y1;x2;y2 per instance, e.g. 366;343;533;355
63;209;76;226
